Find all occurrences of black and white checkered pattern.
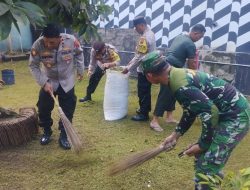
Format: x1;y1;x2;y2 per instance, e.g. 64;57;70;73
100;0;250;53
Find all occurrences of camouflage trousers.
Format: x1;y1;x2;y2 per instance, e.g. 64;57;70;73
195;108;250;189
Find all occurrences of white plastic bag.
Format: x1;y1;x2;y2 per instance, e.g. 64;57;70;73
103;69;129;120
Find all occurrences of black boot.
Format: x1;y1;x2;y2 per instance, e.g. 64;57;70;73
79;95;91;102
131;113;149;121
58;130;71;150
40;128;52;145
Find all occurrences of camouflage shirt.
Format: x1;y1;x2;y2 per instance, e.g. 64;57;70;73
169;67;250;150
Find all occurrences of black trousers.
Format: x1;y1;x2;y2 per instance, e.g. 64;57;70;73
86;66;105;96
153;84;176;117
37;85;76;131
137;72;152;116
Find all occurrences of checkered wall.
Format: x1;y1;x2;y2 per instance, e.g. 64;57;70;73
95;0;250;53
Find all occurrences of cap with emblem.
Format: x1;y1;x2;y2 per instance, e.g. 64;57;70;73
141;50;169;73
93;42;105;53
133;16;146;27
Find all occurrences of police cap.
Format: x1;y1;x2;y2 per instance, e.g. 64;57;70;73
133;16;146;27
141;50;169;73
42;23;60;38
93;41;105;53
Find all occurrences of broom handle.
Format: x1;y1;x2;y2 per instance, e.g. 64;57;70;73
50;93;59;107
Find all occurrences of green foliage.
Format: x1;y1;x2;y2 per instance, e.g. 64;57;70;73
198;167;250;190
31;0;112;42
197;173;223;190
0;0;46;40
0;0;112;42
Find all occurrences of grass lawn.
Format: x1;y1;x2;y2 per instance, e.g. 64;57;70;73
0;61;249;190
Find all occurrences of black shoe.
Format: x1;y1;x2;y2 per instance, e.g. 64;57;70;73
131;114;149;121
58;131;71;150
40;129;52;145
79;96;91;102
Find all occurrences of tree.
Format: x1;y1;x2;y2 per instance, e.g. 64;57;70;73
0;0;111;42
0;0;45;40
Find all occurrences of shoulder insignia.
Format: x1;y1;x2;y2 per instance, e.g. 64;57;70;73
136;37;147;54
108;49;120;62
74;39;80;48
31;48;37;56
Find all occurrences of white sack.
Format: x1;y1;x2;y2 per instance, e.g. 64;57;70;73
103;70;129;120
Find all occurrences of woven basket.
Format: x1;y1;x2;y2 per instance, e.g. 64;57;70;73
0;107;38;149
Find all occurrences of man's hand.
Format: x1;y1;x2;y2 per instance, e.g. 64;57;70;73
121;67;129;74
43;82;53;96
87;70;93;77
183;144;203;157
161;132;181;150
103;63;115;69
77;74;83;81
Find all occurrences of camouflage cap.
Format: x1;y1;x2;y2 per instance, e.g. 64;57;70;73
141;50;168;73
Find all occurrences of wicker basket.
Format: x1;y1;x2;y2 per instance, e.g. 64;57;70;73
0;107;38;149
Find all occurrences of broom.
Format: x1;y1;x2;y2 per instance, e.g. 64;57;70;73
109;142;175;176
51;94;83;154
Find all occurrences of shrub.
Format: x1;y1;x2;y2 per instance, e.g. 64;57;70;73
198;167;250;190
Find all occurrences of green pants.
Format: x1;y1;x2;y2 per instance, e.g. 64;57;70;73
195;108;250;187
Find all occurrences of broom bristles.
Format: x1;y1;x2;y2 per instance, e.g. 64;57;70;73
58;107;83;154
109;144;174;176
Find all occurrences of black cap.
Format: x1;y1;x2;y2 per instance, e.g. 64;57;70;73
42;23;60;38
133;16;146;27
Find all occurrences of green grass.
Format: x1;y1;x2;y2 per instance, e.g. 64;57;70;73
0;61;249;190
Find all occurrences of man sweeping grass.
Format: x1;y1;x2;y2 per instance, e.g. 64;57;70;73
141;51;250;190
29;24;84;150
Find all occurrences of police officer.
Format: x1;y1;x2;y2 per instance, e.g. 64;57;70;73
122;16;156;121
79;41;120;102
29;24;84;150
141;51;250;190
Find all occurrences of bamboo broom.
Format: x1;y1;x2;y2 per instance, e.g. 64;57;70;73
109;142;175;176
51;94;82;154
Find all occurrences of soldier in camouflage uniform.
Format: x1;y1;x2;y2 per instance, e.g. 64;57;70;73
122;16;156;121
29;24;84;150
141;51;250;190
79;41;120;102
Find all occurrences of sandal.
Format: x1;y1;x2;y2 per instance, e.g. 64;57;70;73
150;122;163;132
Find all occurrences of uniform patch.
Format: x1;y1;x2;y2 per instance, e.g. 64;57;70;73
46;63;52;68
62;54;72;62
136;37;147;53
31;48;37;56
74;40;80;48
109;49;120;62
